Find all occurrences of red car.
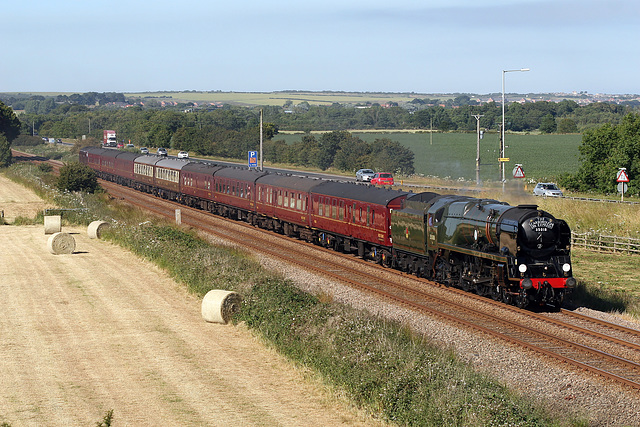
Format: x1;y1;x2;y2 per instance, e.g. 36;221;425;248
370;172;394;186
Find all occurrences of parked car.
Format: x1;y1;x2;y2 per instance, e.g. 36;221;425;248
356;168;376;182
177;151;189;159
533;182;563;197
370;172;394;186
139;147;149;154
157;147;168;156
125;143;135;149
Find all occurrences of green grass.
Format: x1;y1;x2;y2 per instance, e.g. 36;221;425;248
277;132;583;182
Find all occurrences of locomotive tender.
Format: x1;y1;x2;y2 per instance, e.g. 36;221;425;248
80;147;575;308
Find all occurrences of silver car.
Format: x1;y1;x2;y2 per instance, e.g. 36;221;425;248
356;169;375;182
157;147;168;156
533;182;563;197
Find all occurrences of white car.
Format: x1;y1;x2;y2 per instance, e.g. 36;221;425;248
356;169;375;182
157;147;168;156
177;151;189;159
533;182;563;197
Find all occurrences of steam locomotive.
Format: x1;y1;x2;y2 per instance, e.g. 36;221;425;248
80;147;575;309
390;193;575;308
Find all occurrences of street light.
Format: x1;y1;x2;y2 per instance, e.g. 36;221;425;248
501;68;530;187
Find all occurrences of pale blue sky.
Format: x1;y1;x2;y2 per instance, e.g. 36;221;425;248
3;0;639;94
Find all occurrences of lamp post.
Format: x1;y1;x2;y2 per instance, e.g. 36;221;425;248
501;68;530;188
472;114;484;185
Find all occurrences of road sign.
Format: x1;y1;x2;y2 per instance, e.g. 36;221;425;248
618;182;628;193
512;164;525;179
248;150;258;168
617;169;629;182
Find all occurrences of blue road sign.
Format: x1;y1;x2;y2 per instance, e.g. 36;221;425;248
248;150;258;168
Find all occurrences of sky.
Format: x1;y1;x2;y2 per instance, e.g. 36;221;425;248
3;0;639;95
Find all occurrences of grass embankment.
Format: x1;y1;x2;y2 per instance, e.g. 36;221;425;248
2;161;576;426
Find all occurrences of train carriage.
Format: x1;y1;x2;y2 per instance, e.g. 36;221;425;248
79;147;109;173
254;173;319;236
153;158;191;200
181;162;226;210
112;152;141;186
310;181;409;261
94;148;120;179
133;155;163;193
212;167;267;220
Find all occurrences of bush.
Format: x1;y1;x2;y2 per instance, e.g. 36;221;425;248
11;134;44;146
56;162;99;193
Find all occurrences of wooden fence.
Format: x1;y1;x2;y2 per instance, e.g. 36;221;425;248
571;232;640;255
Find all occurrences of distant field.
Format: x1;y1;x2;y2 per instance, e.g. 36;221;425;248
277;132;583;182
127;91;454;107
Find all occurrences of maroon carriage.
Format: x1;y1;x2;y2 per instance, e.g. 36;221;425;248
180;162;225;210
212;167;267;220
309;181;409;263
254;173;318;237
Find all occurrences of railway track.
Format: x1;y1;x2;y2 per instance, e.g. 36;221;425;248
13;150;640;392
100;180;640;392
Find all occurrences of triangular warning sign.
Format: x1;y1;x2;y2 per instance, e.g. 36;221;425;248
617;169;629;182
513;165;525;179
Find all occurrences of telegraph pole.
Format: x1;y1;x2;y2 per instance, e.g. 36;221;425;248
259;109;264;171
472;114;484;185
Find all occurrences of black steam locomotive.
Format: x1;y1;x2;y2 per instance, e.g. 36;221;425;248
390;193;575;308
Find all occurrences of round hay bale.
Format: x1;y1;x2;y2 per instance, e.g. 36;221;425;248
88;220;110;239
47;232;76;255
201;290;242;324
44;215;61;235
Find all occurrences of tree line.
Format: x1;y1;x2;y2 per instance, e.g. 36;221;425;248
1;94;639;188
560;113;640;195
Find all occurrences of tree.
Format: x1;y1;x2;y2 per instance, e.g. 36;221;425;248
561;113;640;193
540;114;557;133
0;133;12;167
56;162;99;193
557;118;578;134
0;101;21;142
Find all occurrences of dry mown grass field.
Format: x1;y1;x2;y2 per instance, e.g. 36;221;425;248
0;174;379;427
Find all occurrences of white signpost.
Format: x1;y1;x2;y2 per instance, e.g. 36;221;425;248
617;168;629;201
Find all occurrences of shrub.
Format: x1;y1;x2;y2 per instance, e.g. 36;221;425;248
11;135;44;146
56;162;99;193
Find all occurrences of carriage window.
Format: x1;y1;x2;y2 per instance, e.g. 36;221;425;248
353;204;356;222
339;201;344;220
371;210;375;226
297;194;302;210
277;190;282;206
318;197;323;216
331;200;337;219
367;207;370;226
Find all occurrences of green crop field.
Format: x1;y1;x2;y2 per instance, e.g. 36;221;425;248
277;132;583;182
